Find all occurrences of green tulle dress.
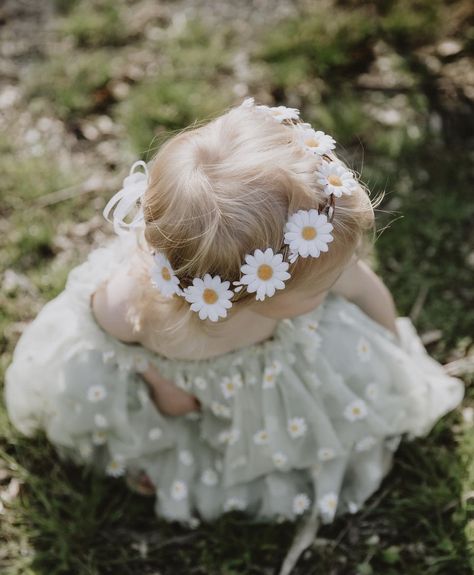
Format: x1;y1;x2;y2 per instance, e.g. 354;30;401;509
5;233;464;536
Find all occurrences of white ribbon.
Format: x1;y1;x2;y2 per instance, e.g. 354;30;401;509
103;160;149;235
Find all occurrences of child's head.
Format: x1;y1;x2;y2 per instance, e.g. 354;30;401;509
133;100;374;331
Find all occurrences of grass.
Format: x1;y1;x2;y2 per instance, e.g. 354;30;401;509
1;0;473;573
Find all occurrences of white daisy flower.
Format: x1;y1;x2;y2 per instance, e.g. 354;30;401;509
318;447;336;461
92;430;107;445
223;497;247;512
236;248;290;301
87;385;107;402
253;429;269;445
318;162;357;197
217;429;230;444
220;375;242;399
148;427;163;441
288;416;307;438
94;413;108;428
262;367;277;389
344;399;368;422
194;376;207;390
211;401;232;418
178;450;194;466
257;104;300;123
106;455;125;477
318;492;338;520
150;252;182;297
293;493;311;515
284;209;334;261
184;274;233;322
171;480;188;501
357;338;372;362
295;125;336;156
355;435;377;452
79;441;93;458
365;383;378;401
272;452;288;469
302;319;319;335
201;469;218;486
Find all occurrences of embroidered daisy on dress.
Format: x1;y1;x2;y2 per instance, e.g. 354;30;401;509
211;401;231;418
92;430;107;445
284;210;334;262
262;365;279;389
184;274;233;321
201;469;218;486
236;248;290;301
318;447;336;461
272;452;288;468
357;338;372;362
295;125;336;156
94;413;108;428
194;376;207;390
148;427;163;441
223;497;247;512
355;435;377;452
150;253;182;297
171;480;188;501
220;375;242;399
179;450;194;466
318;162;357;197
87;385;107;402
301;318;319;336
288;417;307;438
344;399;368;422
106;455;125;477
293;493;311;515
79;442;93;458
318;492;338;520
253;429;269;445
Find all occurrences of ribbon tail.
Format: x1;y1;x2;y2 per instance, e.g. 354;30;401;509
278;511;320;575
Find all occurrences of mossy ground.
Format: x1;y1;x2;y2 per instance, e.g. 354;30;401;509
0;1;472;573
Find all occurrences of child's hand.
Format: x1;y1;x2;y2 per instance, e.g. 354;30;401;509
141;364;200;417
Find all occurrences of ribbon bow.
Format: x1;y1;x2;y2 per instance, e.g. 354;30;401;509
103;160;149;235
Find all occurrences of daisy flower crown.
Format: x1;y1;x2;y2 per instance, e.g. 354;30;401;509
103;98;359;322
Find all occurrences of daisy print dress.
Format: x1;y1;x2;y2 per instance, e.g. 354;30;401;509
5;233;464;531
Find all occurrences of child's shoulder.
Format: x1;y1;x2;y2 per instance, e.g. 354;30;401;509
91;258;142;344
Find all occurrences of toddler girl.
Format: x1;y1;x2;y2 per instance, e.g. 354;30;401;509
5;99;464;574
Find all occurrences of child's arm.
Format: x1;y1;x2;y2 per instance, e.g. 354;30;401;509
331;259;398;337
91;267;199;416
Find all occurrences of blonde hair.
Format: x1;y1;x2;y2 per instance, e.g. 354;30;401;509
129;103;375;346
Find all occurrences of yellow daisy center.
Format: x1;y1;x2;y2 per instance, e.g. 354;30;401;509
352;406;361;415
302;226;317;240
290;423;299;433
328;175;342;186
328;499;337;509
203;288;218;305
257;264;274;281
305;137;319;148
161;267;171;281
226;382;235;392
